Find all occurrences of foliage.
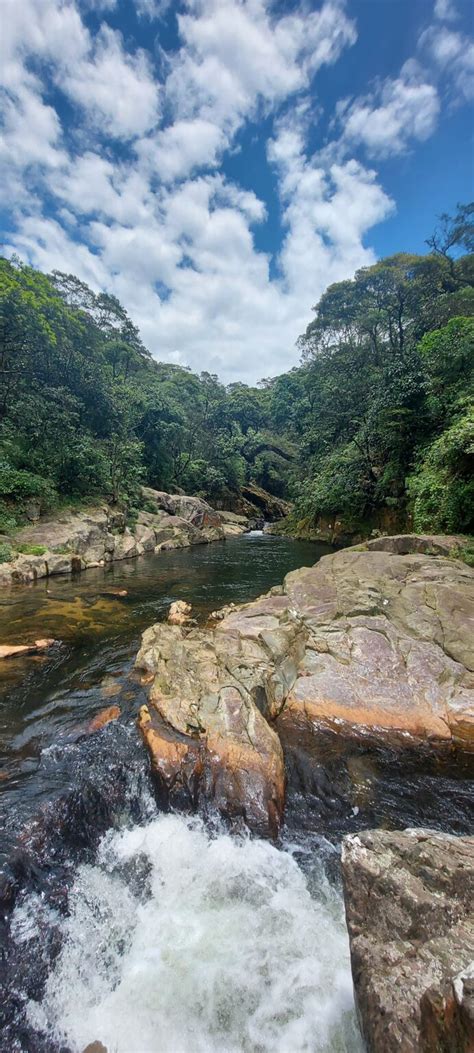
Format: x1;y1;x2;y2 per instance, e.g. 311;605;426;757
0;258;291;522
1;202;472;539
407;408;474;534
15;543;47;556
0;542;14;563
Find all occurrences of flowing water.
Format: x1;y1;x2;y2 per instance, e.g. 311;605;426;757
1;534;472;1053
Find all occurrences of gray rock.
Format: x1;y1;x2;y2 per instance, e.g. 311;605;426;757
341;828;474;1052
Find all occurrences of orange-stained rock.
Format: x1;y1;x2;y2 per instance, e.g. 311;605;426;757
88;705;121;732
136;539;474;839
136;624;285;838
0;638;56;660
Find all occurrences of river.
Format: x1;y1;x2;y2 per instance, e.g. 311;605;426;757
1;534;472;1053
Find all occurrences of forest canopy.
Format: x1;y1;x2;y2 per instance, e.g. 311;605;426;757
0;202;472;539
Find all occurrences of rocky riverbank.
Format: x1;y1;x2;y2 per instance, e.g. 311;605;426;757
135;535;474;837
134;534;474;1051
0;488;254;587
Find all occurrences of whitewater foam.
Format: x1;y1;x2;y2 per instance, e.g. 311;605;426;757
16;814;362;1052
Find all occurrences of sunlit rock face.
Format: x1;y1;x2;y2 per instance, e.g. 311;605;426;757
341;828;474;1053
135;539;473;840
136;621;285;839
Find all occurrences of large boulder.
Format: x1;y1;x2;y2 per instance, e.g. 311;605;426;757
135;621;285;838
277;548;474;751
341;828;474;1053
135;544;474;826
365;533;470;558
141;487;223;534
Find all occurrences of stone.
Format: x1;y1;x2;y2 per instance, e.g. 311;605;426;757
341;828;474;1053
168;600;193;625
111;528;139;562
219;510;250;537
365;533;470;558
135;622;285;838
277;548;474;751
141;487;224;533
136;542;474;824
0;639;56;659
87;705;121;732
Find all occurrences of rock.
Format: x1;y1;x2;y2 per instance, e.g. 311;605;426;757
87;705;121;732
365;533;470;558
141;487;223;532
134;523;156;552
341;828;474;1053
111;528;139;562
0;638;56;659
0;491;225;587
277;547;474;752
241;483;291;520
135;622;285;838
100;588;128;598
219;510;250;537
168;600;193;625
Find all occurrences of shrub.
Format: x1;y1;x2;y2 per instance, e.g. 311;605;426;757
16;543;47;556
0;542;14;563
407;408;474;533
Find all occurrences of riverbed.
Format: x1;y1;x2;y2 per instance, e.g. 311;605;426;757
1;534;472;1053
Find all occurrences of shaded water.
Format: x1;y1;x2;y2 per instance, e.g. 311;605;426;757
1;534;473;1053
0;535;327;855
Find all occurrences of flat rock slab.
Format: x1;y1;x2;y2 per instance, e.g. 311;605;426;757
280;549;474;751
341;828;474;1052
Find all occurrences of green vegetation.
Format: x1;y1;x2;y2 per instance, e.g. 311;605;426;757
0;542;14;563
15;543;47;556
0;203;472;540
273;204;474;537
0;257;293;530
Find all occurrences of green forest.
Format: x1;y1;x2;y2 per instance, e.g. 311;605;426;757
0;203;473;546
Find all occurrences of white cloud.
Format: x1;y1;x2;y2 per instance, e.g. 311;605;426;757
59;26;161;139
420;24;474;102
434;0;457;22
336;64;440;158
134;0;171;17
5;0;465;386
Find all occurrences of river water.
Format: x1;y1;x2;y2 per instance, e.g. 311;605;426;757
1;534;472;1053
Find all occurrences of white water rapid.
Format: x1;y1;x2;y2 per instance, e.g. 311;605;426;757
13;814;363;1053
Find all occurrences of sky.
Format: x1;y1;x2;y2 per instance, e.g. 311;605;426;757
1;0;473;384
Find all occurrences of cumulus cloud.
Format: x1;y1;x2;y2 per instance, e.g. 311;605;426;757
334;63;440;158
1;0;468;383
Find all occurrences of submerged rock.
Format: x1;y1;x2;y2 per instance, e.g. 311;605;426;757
88;706;121;732
341;828;474;1052
0;638;56;659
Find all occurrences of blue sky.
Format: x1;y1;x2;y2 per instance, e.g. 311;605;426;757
1;0;473;382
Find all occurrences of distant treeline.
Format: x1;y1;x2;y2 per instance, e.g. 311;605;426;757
0;202;472;538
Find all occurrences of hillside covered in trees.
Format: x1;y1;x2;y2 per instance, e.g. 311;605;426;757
0;204;472;543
